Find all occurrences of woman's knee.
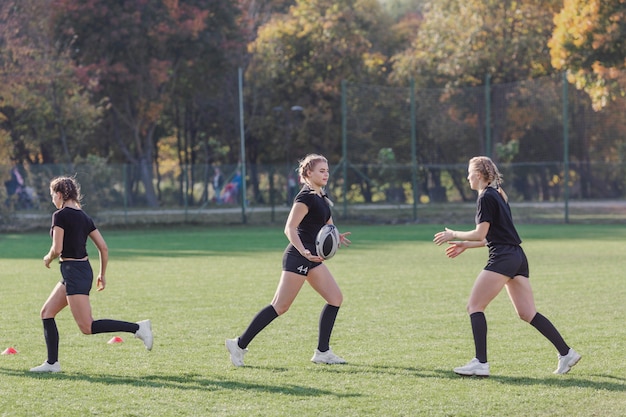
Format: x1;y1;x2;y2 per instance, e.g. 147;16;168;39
328;291;343;307
76;320;93;335
272;302;291;316
517;310;536;323
466;302;485;314
39;305;57;319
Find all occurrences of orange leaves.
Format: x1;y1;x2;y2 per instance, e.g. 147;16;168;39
549;0;626;109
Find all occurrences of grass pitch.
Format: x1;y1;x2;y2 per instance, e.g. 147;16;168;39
0;224;624;416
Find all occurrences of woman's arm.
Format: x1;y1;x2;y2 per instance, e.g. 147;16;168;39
444;239;487;259
284;202;324;262
89;229;108;291
284;202;311;255
43;226;64;268
433;222;490;246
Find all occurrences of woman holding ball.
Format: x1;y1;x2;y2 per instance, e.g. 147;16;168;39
226;154;351;366
433;156;580;377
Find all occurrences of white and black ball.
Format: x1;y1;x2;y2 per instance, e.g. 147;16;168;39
315;224;340;260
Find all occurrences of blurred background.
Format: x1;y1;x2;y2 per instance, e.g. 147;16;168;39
2;0;625;228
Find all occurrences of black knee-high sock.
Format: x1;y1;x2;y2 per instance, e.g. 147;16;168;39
530;312;570;356
91;319;140;334
238;305;279;349
470;312;488;363
43;318;59;364
318;304;340;352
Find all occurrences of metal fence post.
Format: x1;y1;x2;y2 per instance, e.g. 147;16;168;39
341;79;348;219
485;74;492;158
563;71;570;224
410;78;418;221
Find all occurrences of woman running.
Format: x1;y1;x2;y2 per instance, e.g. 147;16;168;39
226;154;351;366
434;156;580;377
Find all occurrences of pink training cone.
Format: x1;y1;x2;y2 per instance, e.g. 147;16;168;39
107;336;124;344
2;347;18;355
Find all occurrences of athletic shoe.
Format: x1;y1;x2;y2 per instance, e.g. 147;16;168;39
225;338;247;367
453;358;490;377
554;348;581;374
29;361;61;373
135;320;153;351
311;347;346;364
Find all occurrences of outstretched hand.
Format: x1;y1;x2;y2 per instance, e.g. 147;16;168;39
433;227;454;246
302;249;324;263
339;232;351;248
444;241;467;259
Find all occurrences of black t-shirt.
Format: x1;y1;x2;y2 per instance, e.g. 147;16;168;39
51;207;97;258
476;187;522;247
294;185;332;246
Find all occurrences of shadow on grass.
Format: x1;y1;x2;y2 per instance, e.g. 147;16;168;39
0;367;361;398
488;373;625;391
305;363;626;392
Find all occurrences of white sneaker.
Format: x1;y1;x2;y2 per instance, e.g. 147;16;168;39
135;320;153;351
554;348;581;374
225;338;247;367
30;361;61;373
311;347;346;364
454;358;490;377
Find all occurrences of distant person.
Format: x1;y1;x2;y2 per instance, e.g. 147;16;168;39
4;164;24;197
4;163;35;208
226;154;351;366
287;172;297;205
30;176;153;373
213;167;224;204
231;170;243;204
433;156;580;377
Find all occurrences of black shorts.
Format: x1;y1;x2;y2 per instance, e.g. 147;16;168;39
485;244;529;279
60;260;93;295
282;245;321;276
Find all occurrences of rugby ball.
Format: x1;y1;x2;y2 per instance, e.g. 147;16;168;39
315;224;340;260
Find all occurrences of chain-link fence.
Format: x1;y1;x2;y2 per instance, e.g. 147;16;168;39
2;162;625;231
342;73;626;203
2;73;626;230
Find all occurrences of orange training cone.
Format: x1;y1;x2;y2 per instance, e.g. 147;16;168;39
2;347;18;355
107;336;124;344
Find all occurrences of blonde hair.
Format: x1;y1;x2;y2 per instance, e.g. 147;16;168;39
50;176;83;207
298;154;333;206
469;156;508;202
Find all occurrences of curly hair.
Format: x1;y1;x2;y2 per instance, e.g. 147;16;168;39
50;176;82;207
469;156;508;202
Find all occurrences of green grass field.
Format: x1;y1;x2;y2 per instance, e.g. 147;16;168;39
0;224;624;416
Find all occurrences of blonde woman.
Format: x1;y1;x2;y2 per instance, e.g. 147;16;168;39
226;154;351;366
30;176;152;373
434;156;580;377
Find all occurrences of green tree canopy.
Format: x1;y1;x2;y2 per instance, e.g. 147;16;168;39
51;0;244;206
0;0;102;165
391;0;561;87
246;0;394;163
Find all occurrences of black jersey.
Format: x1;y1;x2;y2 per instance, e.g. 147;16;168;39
294;185;332;246
476;187;522;247
51;207;97;259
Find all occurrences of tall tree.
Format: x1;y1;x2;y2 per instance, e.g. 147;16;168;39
246;0;393;166
51;0;243;207
389;0;563;200
392;0;561;87
0;0;101;166
549;0;626;110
